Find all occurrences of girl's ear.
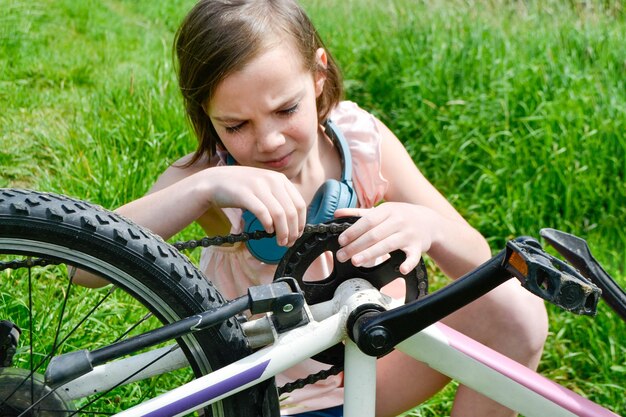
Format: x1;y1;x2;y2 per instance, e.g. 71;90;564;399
314;48;328;97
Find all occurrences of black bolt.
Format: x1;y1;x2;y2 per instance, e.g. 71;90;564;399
367;327;390;350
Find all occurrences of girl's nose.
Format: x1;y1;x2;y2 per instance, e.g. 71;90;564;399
256;124;285;153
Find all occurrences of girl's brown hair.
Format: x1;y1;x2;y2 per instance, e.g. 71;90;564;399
174;0;344;164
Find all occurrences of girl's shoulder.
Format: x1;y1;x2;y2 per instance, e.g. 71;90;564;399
330;101;377;129
174;152;219;169
330;100;384;147
150;152;218;192
172;152;219;174
330;101;389;207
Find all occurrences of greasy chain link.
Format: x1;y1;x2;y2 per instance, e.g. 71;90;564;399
1;221;354;393
277;364;343;395
172;221;353;251
0;256;57;271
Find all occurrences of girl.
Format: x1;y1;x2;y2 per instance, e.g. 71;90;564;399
90;0;549;415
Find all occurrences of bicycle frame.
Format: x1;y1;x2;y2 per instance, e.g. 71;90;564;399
110;278;620;417
4;190;622;417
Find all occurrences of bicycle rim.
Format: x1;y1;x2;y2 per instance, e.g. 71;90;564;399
0;189;275;417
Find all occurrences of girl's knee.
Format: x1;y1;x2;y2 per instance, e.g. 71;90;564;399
491;282;549;365
445;280;549;365
510;293;549;358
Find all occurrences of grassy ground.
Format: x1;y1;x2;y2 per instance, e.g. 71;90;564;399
1;0;625;415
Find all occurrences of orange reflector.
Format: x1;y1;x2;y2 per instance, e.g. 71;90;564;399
509;251;528;276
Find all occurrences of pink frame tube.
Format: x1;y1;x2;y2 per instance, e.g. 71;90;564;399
397;322;619;417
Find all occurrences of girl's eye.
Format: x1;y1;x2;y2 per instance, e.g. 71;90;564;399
279;104;299;116
224;122;245;133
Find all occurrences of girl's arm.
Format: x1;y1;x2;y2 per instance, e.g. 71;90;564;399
74;155;227;287
116;154;230;239
335;118;491;280
75;154;307;287
117;152;307;244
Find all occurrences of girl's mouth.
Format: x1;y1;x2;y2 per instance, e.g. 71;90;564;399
263;152;292;169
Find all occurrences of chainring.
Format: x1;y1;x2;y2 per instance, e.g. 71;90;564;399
274;216;428;364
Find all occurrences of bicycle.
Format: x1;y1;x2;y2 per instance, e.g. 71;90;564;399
0;187;624;417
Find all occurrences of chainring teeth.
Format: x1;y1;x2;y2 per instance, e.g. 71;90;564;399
274;217;428;305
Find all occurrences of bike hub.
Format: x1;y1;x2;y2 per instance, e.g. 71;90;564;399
0;368;73;416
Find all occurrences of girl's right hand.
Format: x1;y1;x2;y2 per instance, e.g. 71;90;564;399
203;166;307;247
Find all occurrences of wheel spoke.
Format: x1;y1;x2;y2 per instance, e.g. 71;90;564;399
66;345;180;417
52;285;117;352
28;263;34;407
113;312;153;344
50;269;74;356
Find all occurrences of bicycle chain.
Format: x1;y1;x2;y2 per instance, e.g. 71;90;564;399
0;257;58;271
277;364;343;395
172;222;352;251
0;221;354;393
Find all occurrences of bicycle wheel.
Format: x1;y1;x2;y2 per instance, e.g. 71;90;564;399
0;188;277;417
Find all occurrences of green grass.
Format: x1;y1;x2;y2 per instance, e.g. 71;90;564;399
1;0;625;415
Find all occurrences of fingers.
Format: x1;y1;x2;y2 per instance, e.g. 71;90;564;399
283;180;307;243
235;169;306;247
334;207;366;218
337;225;423;274
338;221;419;263
260;181;305;246
336;204;428;274
398;251;422;275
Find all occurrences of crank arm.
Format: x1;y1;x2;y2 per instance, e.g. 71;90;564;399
350;251;511;357
350;236;601;357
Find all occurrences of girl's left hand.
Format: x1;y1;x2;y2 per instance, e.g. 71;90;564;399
334;203;439;275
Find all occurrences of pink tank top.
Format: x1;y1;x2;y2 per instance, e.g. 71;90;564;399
199;101;388;414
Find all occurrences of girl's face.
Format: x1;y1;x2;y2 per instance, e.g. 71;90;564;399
206;43;326;180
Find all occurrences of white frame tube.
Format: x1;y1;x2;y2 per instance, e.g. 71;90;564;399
343;339;377;417
58;345;188;400
113;309;348;417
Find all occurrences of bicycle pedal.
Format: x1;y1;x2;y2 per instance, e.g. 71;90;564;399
505;238;601;316
0;320;21;367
